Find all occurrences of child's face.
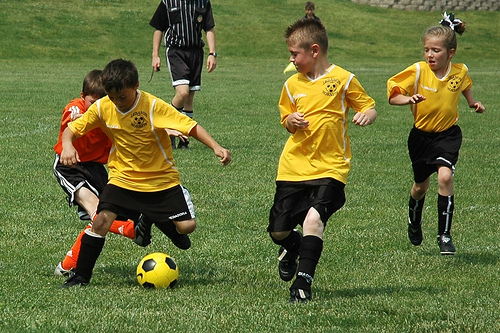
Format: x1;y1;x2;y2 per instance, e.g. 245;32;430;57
106;85;139;112
424;37;455;73
287;43;314;74
81;94;101;110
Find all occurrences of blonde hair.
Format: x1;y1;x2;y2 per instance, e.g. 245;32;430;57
285;19;328;52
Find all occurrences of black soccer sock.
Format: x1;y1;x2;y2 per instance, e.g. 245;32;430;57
182;110;193;119
74;231;105;281
292;235;323;290
438;194;454;235
409;195;425;225
270;229;302;253
171;104;184;113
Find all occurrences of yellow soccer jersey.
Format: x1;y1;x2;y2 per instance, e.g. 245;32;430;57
387;61;472;133
68;90;197;192
277;64;375;184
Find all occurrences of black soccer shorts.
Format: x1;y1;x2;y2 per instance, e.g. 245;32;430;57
268;178;346;232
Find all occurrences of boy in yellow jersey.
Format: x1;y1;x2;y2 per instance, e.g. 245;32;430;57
268;19;377;303
387;13;484;255
59;59;231;288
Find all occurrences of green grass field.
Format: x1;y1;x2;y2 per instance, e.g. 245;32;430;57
0;0;499;331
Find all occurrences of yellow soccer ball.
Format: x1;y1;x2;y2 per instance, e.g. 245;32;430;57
136;252;179;289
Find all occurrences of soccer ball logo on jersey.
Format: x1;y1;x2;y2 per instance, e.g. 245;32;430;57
131;111;148;128
447;75;462;92
323;78;341;97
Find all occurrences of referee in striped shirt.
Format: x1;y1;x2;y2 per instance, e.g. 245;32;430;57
150;0;217;149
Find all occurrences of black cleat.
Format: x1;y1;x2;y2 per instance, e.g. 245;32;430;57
408;218;423;246
437;234;456;255
289;288;311;303
60;272;89;288
133;215;152;247
177;139;189;149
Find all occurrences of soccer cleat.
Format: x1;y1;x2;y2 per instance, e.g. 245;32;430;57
60;272;89;288
437;234;456;255
289;288;311;303
155;221;191;250
278;246;299;281
133;215;152;247
408;218;423;246
54;262;71;277
177;139;189;149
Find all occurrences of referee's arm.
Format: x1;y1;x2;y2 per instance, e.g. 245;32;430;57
152;30;163;72
206;28;217;73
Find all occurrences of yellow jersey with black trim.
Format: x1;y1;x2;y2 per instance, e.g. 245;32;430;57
67;90;197;192
387;61;472;133
277;64;375;184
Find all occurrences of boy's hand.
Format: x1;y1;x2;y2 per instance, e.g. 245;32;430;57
214;147;231;166
286;112;309;130
60;146;80;167
353;108;377;127
409;94;426;104
470;101;485;113
166;129;188;142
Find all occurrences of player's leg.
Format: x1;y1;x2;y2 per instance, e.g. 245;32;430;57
408;178;430;246
289;207;323;303
152;185;196;250
436;165;456;255
171;84;190;110
289;180;345;303
60;210;116;287
407;126;434;247
268;183;303;282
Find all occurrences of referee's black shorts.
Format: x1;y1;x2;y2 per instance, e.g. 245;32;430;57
166;46;204;91
408;125;462;183
268;178;346;232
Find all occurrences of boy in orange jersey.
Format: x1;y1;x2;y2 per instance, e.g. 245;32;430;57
53;69;137;276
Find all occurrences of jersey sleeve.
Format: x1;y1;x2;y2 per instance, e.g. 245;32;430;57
345;75;375;113
278;81;297;130
149;1;168;31
67;102;103;137
151;98;198;135
202;1;215;31
461;65;473;92
387;63;418;100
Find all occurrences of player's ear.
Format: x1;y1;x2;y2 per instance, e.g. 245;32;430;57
310;43;320;58
447;48;456;59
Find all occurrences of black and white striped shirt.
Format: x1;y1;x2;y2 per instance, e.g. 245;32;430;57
150;0;215;48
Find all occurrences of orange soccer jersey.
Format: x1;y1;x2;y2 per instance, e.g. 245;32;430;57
54;98;111;164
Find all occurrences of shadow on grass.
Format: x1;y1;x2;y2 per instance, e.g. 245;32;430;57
455;251;499;266
319;285;441;299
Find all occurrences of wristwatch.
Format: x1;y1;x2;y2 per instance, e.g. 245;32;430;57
209;52;218;58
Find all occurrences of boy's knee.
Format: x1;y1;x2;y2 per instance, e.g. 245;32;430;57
270;230;291;242
175;219;196;234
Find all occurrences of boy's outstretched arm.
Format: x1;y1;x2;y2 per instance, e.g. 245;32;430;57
60;127;80;167
189;124;231;166
389;92;426;105
353;108;377;127
462;89;485;113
